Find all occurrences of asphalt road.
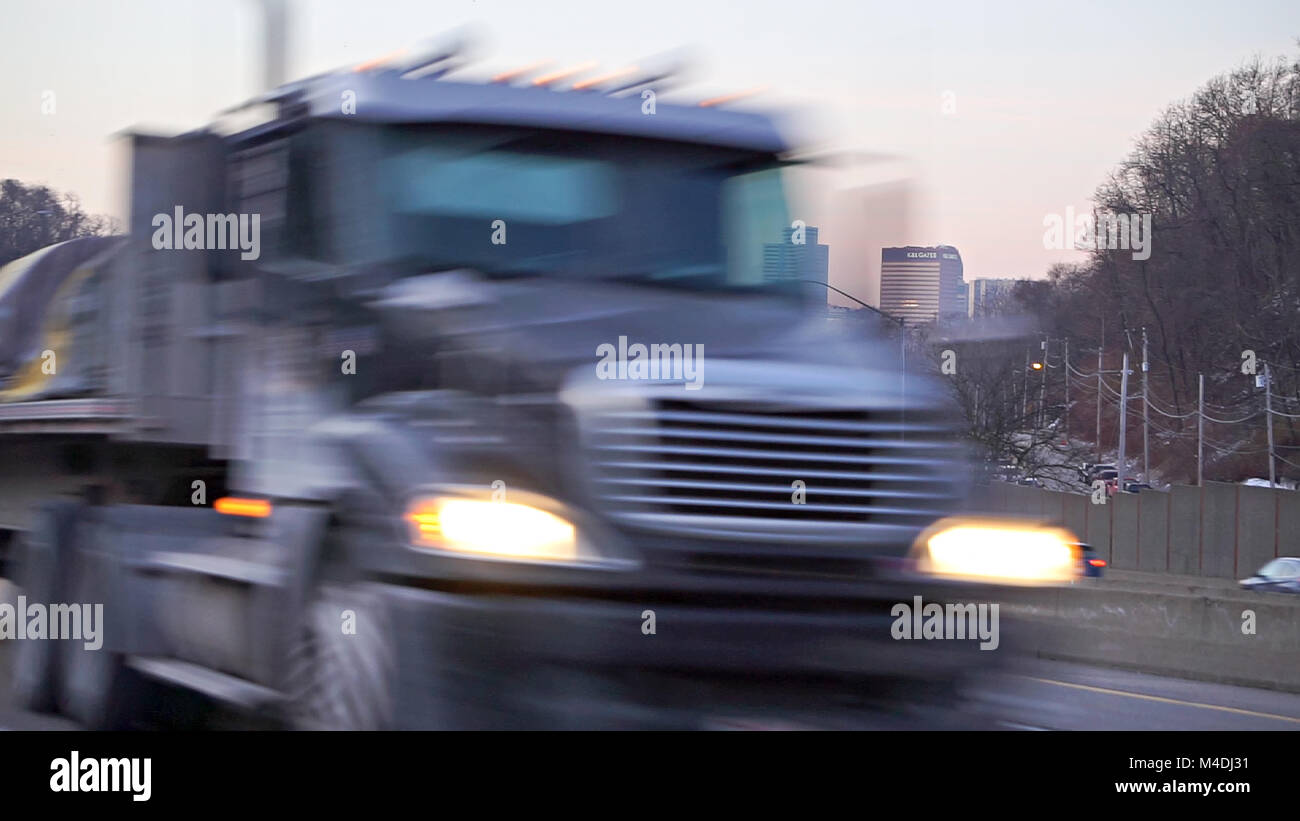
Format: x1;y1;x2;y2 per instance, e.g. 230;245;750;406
971;658;1300;730
4;577;1299;730
2;651;1298;730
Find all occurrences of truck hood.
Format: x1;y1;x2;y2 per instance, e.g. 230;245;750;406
370;270;953;409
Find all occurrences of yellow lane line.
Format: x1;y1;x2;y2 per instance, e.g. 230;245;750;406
1021;676;1300;724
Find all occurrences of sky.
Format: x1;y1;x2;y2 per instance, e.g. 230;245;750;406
2;0;1298;305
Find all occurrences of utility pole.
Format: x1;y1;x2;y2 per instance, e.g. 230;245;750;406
1022;349;1029;423
1095;347;1103;463
1141;327;1149;481
1264;362;1275;488
1063;338;1070;442
1118;352;1130;485
256;0;289;90
1038;336;1048;430
1197;372;1204;487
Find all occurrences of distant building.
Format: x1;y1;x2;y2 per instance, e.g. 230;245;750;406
763;225;829;302
879;245;964;325
967;277;1024;317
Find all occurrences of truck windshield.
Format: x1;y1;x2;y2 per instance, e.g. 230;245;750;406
360;124;795;294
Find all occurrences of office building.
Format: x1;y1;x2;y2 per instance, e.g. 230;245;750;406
879;245;964;325
966;277;1024;317
763;225;830;301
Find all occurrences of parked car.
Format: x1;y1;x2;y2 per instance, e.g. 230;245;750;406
1239;558;1300;593
1103;476;1144;496
1083;463;1117;482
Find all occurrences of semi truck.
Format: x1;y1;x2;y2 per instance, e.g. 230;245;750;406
0;43;1084;729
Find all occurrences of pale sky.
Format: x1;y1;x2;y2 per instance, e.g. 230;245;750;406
2;0;1298;304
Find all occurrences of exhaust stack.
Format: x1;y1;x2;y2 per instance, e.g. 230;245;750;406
258;0;288;90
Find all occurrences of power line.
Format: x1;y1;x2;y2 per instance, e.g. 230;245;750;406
991;340;1296;482
1202;409;1261;424
1147;401;1198;419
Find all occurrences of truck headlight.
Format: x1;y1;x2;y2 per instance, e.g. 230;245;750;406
403;486;634;568
913;517;1080;584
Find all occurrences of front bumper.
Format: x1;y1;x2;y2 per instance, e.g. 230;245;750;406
374;572;1025;728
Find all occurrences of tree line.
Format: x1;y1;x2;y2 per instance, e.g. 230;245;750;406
940;48;1300;486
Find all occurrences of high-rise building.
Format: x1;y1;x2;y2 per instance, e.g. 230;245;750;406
966;277;1024;317
763;225;829;302
879;245;964;325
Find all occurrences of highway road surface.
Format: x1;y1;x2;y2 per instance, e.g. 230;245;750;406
2;648;1298;730
4;574;1299;730
971;658;1300;730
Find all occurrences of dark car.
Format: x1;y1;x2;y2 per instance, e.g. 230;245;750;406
1074;542;1107;577
1103;476;1146;496
1083;463;1117;482
1239;558;1300;593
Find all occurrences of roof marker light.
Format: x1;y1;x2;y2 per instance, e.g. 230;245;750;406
698;87;768;107
354;50;407;72
572;66;639;91
532;62;597;87
492;61;552;84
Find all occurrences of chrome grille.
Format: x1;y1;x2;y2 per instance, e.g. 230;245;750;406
583;398;963;541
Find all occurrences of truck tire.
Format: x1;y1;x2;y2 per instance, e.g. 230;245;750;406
8;501;80;713
282;579;397;730
56;516;144;729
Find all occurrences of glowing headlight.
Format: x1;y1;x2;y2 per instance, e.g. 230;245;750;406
405;497;578;562
914;517;1080;584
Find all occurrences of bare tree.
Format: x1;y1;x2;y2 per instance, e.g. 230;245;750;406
0;179;119;267
1011;49;1300;483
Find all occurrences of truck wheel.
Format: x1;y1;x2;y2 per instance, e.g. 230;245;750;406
56;520;143;729
9;501;79;713
283;580;397;730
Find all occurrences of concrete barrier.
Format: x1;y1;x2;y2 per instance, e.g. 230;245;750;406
975;479;1300;580
1167;486;1200;576
1200;482;1237;578
961;480;1300;688
998;581;1300;691
1280;494;1300;560
1084;490;1112;563
1061;493;1088;548
1137;490;1168;572
1111;492;1139;570
1237;485;1276;580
